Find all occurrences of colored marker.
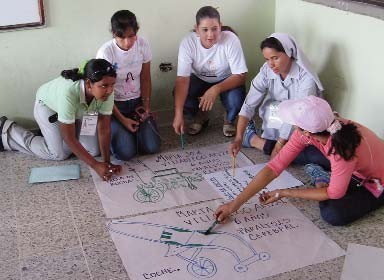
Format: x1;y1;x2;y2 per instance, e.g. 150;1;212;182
180;133;185;149
204;220;219;235
232;155;236;177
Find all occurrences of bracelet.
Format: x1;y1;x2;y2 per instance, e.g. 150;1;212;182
276;139;285;146
274;192;280;199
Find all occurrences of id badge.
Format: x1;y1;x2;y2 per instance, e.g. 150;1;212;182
266;102;283;129
80;114;98;136
364;179;384;198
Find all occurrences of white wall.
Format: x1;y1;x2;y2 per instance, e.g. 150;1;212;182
0;0;275;127
275;0;384;137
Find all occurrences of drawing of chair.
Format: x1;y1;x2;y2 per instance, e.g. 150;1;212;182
107;221;270;279
133;168;203;203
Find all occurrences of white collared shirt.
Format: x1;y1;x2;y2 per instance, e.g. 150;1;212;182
239;61;320;140
36;77;114;124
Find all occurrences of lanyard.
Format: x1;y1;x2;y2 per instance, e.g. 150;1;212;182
86;99;102;115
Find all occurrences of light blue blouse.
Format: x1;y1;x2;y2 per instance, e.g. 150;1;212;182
239;61;322;140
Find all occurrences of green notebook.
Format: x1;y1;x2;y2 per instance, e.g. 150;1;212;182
29;164;80;184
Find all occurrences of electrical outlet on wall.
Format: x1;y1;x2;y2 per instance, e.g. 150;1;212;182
159;63;173;72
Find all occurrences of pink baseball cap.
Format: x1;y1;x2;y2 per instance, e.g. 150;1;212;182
278;96;335;133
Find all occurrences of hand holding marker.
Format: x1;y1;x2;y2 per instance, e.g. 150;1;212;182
232;155;236;176
203;220;219;235
180;133;185;149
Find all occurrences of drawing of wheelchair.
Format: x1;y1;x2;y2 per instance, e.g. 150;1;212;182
133;168;203;203
107;221;271;279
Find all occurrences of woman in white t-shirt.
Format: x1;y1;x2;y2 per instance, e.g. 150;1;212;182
97;10;161;160
173;6;248;137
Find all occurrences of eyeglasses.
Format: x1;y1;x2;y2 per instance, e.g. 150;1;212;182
90;66;116;80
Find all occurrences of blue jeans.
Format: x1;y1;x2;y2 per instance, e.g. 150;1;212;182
184;75;246;123
111;98;161;161
319;176;384;226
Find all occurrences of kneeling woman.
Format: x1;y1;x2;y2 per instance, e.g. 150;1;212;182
216;96;384;226
0;59;121;180
234;33;328;168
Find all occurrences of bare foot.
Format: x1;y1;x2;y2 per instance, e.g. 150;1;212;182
315;182;329;188
250;135;266;150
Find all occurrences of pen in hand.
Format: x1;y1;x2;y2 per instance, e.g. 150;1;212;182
203;220;219;235
180;133;185;149
231;155;236;177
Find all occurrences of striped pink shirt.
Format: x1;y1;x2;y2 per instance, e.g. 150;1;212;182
268;120;384;199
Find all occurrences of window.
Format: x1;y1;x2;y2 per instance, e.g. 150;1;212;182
0;0;45;31
303;0;384;20
350;0;384;8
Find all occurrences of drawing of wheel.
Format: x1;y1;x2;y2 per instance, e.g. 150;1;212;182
187;257;217;278
259;252;270;261
133;188;164;203
234;264;248;273
155;182;167;192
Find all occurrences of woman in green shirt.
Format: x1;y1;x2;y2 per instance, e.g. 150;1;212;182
0;59;121;180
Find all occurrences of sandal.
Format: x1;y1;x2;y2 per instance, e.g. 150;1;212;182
187;111;209;135
188;119;209;135
223;123;236;137
0;116;8;152
242;120;261;148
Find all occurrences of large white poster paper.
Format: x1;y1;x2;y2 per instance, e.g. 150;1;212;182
108;199;344;280
90;143;253;218
341;243;384;280
204;164;303;201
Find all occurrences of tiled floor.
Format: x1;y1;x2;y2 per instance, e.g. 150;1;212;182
1;122;384;280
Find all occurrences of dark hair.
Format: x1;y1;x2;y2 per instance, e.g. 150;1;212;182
221;25;237;35
111;10;139;37
260;37;285;53
196;6;220;25
61;59;117;83
315;123;362;161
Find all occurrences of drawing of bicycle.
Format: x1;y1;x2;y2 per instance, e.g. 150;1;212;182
133;168;203;203
107;221;271;279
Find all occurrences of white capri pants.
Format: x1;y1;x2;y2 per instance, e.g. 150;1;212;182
1;100;100;160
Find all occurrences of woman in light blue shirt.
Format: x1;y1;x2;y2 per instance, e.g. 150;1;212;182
231;33;329;168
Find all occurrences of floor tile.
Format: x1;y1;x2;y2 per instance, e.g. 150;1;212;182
66;185;105;218
73;214;111;247
18;213;79;258
0;258;20;280
20;248;91;280
15;187;68;225
0;191;16;228
83;238;129;280
0;225;19;262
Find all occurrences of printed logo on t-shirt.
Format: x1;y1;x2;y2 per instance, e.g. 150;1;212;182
126;59;142;66
124;72;137;94
200;60;217;78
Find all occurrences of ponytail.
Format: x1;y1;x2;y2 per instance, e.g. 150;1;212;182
60;59;116;83
328;123;362;160
61;68;83;82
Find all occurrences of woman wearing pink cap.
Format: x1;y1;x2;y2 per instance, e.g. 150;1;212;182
216;96;384;226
